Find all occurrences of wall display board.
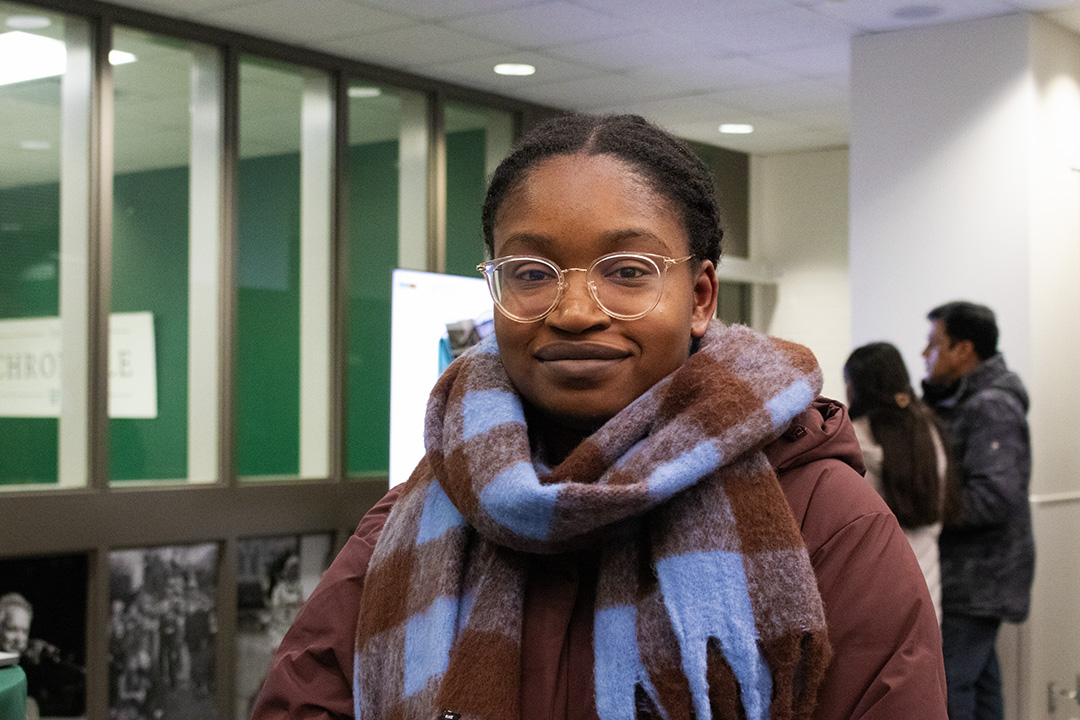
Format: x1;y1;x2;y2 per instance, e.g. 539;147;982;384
108;543;218;720
388;269;493;488
233;533;332;720
0;554;88;719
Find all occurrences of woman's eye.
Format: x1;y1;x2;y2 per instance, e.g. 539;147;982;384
602;260;654;282
506;262;555;283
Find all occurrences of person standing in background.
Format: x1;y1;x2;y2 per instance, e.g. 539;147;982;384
922;301;1036;720
844;342;959;623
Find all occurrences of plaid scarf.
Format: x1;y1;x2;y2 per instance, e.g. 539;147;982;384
355;322;831;720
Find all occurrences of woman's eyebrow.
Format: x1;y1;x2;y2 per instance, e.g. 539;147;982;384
498;232;555;255
498;228;671;256
596;228;669;251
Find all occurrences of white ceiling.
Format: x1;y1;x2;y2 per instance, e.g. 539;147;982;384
29;0;1080;154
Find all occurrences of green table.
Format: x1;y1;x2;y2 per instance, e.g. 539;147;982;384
0;666;26;720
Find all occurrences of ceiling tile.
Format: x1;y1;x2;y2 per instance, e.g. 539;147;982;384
346;0;546;20
201;0;413;43
704;6;855;55
444;1;641;48
413;51;605;91
541;30;706;71
508;71;690;109
322;23;516;68
803;0;1017;32
713;79;849;113
593;93;747;124
756;41;850;78
1003;0;1080;7
104;0;257;15
631;56;800;95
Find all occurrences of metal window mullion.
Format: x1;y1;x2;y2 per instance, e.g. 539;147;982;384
92;19;113;489
429;91;446;274
330;70;348;482
220;45;240;487
83;20;113;720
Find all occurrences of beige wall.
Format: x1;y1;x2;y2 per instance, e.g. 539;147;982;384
749;148;851;401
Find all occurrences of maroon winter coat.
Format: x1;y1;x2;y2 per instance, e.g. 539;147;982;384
252;398;948;719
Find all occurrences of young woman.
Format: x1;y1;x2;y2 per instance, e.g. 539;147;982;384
844;342;959;623
252;114;946;720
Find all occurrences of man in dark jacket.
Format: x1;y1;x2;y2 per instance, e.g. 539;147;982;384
922;301;1035;720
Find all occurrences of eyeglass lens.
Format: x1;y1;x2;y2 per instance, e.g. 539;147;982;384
488;254;664;321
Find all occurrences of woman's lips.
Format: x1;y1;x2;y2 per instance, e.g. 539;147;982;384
534;342;630;380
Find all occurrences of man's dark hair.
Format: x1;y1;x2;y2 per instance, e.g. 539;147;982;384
928;301;999;360
481;113;724;265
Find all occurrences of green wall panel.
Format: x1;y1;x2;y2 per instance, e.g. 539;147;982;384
0;182;60;484
236;153;301;477
444;129;487;278
111;166;190;481
346;140;397;475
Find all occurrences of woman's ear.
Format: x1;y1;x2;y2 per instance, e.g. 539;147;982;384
691;259;719;337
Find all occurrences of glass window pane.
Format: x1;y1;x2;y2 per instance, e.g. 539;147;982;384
688;140;749;259
0;3;87;487
444;102;513;277
344;82;423;477
110;28;218;483
237;56;332;480
718;280;752;326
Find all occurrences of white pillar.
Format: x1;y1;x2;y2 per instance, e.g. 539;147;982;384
849;14;1080;719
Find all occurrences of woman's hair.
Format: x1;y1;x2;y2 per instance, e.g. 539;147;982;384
844;342;960;528
481;113;724;265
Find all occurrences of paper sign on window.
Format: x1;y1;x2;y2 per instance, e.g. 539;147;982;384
0;311;158;418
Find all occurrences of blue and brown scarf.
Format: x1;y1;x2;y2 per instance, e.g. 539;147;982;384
354;321;831;720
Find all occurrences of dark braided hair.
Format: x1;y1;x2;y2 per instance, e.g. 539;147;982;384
481;114;724;265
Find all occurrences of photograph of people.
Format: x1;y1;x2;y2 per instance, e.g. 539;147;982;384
251;112;947;719
108;544;218;720
0;555;88;720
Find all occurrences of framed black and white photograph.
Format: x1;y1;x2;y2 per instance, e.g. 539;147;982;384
107;543;218;720
234;533;332;720
0;553;88;720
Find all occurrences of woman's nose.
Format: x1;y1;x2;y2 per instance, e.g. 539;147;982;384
546;270;608;331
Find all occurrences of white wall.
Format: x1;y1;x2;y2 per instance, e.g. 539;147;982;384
1024;16;1080;720
850;14;1032;380
850;13;1080;720
749;148;850;400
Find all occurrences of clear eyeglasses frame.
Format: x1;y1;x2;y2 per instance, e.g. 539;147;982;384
476;251;694;323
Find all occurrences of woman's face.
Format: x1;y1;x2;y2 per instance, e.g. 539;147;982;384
491;152;717;429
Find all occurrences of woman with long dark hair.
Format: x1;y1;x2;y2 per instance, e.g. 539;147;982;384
845;342;959;622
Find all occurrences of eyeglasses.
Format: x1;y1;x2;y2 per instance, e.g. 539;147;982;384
476;252;693;323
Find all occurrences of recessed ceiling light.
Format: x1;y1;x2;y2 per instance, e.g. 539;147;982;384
348;86;381;98
109;49;136;65
0;31;65;85
0;32;137;85
19;139;51;150
719;123;754;135
892;4;943;20
5;15;51;30
494;63;535;77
